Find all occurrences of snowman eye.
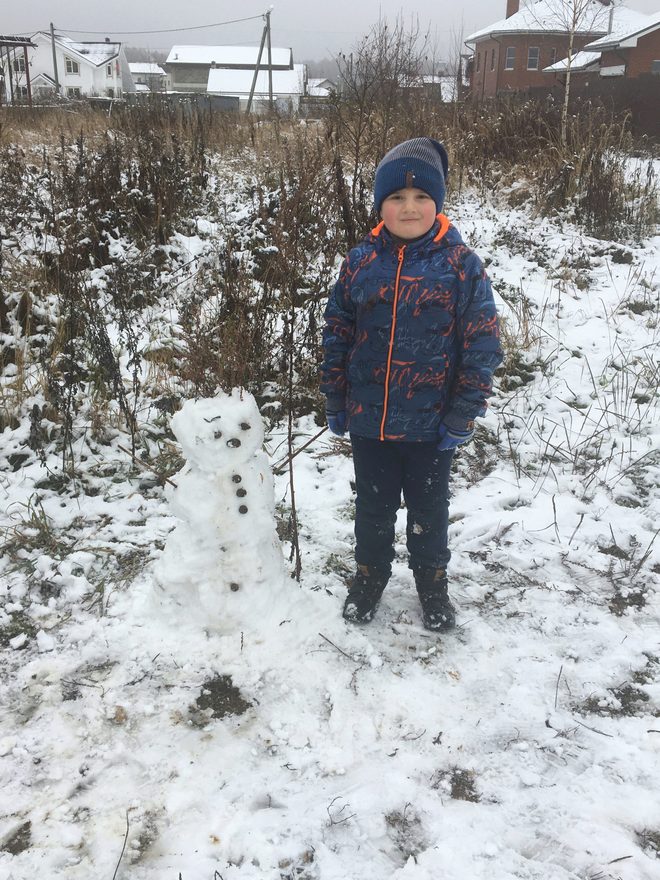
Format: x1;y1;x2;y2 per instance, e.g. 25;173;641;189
214;430;223;439
240;422;251;431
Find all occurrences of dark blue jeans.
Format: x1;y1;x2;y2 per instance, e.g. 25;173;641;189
350;435;454;575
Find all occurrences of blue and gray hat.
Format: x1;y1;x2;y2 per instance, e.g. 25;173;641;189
374;137;449;214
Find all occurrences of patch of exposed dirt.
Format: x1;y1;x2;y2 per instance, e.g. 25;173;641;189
2;820;31;855
192;674;252;722
431;767;480;802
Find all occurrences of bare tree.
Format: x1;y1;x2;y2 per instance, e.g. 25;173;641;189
328;16;431;239
525;0;620;146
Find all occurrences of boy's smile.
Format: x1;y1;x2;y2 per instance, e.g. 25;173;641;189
380;187;437;240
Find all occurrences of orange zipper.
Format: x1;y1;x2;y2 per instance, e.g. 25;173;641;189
379;246;405;441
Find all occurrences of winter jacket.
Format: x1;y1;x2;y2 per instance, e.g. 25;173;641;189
321;214;503;442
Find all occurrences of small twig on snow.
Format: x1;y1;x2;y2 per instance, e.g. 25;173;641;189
551;494;560;542
568;512;585;546
554;664;563;710
573;717;614;738
326;796;355;826
117;443;178;488
111;810;131;880
272;426;328;474
319;632;358;662
403;729;426;741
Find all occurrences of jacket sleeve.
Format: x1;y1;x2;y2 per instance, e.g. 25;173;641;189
320;257;355;412
444;253;503;431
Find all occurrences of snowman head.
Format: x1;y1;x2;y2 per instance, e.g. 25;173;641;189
172;391;264;474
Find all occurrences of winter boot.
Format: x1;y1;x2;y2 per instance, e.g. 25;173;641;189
343;564;389;623
414;567;456;632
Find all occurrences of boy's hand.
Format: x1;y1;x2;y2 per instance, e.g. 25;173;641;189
327;411;347;437
437;423;474;452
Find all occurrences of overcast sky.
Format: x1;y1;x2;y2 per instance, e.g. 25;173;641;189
4;0;659;60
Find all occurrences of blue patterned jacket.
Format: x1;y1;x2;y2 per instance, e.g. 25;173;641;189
321;215;503;442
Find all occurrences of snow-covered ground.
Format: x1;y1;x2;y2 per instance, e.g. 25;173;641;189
1;176;659;879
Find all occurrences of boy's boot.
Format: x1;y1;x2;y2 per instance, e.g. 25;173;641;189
414;567;456;632
343;564;389;623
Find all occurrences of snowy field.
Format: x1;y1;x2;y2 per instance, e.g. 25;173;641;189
1;171;659;879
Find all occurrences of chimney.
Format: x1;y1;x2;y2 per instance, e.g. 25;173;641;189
506;0;520;17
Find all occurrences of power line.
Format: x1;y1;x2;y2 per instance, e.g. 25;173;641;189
55;13;265;37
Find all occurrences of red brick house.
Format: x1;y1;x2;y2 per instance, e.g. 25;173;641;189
465;0;650;98
582;11;660;77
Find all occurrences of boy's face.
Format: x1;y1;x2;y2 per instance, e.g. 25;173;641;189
380;187;437;240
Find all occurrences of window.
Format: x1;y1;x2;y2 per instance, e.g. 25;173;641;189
16;85;28;98
65;56;80;75
652;60;660;74
106;63;113;78
491;48;496;71
476;52;481;72
106;87;115;97
527;47;540;70
13;55;26;74
505;47;516;70
67;86;81;97
550;47;557;65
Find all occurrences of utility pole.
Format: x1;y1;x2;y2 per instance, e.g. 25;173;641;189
50;22;60;95
24;45;32;107
246;19;268;114
266;8;273;110
6;46;15;105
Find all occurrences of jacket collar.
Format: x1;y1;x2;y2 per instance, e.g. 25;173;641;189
370;213;451;255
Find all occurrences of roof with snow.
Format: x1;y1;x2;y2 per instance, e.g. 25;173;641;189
0;34;36;48
544;50;602;73
129;63;165;76
307;77;334;96
465;1;649;44
32;31;121;66
583;9;660;50
207;64;305;98
166;45;293;69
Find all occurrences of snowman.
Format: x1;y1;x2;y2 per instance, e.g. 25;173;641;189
155;390;287;629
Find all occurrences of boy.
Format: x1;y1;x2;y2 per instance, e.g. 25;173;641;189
320;137;502;631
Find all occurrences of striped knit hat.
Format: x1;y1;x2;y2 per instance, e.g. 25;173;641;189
374;137;449;214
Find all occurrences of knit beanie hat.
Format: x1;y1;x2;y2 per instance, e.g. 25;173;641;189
374;137;449;214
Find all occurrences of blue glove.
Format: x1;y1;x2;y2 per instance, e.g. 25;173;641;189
437;422;474;452
327;410;347;437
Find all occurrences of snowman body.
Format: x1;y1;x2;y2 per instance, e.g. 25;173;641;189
156;391;286;627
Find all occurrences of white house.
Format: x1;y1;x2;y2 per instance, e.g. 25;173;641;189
165;45;294;94
307;77;334;98
207;64;306;112
128;62;166;92
27;32;134;98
